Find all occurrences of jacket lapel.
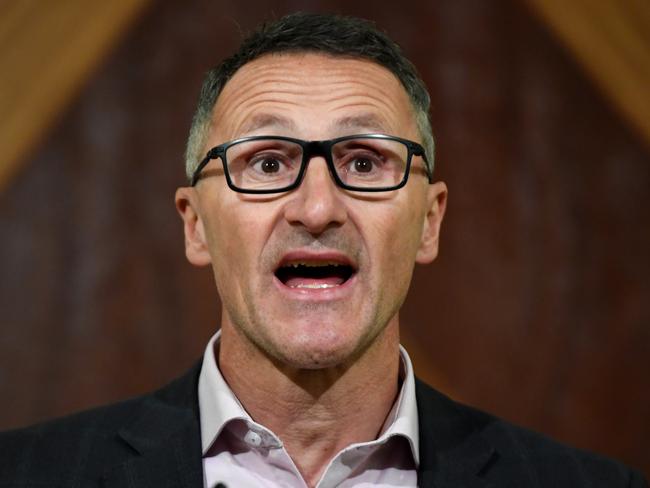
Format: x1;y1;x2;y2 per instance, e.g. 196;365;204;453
102;366;498;487
415;379;497;488
102;364;204;488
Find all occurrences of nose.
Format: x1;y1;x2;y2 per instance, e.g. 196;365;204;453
283;157;348;234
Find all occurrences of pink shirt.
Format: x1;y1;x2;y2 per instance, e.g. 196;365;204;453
198;332;419;488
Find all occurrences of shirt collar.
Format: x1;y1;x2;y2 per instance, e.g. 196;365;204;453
198;330;420;465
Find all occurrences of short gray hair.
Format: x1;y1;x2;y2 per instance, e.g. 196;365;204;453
185;12;435;181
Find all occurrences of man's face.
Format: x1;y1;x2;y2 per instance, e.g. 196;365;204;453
176;53;446;369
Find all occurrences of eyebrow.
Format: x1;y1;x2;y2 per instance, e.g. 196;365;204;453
237;112;391;138
238;114;297;135
333;114;390;133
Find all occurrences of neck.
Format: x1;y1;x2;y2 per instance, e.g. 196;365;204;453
218;320;401;487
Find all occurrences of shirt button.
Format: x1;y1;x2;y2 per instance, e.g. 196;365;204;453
244;430;263;447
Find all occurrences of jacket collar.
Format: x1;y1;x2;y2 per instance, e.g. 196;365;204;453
416;378;497;488
100;363;498;488
102;363;204;488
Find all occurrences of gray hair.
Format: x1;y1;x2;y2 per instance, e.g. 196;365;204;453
185;12;435;181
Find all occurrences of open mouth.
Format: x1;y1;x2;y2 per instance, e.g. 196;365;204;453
275;261;356;289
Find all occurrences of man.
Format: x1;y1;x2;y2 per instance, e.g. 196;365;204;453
0;12;646;488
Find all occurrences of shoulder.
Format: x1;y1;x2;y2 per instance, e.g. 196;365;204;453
0;396;142;485
478;410;646;486
0;363;201;486
414;379;648;487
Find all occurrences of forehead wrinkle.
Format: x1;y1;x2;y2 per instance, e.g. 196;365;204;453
331;92;404;114
215;85;304;117
221;58;405;105
212;53;416;141
215;98;303;139
327;95;408;134
300;77;404;106
215;88;399;138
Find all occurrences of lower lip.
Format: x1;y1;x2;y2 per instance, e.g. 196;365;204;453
273;273;358;301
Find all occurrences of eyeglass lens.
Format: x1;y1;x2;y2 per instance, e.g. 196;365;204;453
225;137;409;191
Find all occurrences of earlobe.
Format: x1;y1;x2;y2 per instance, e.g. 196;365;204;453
415;182;448;264
174;187;212;267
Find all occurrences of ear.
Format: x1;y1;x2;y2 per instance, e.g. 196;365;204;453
175;187;212;267
415;181;448;264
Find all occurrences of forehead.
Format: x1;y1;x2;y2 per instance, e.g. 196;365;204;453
209;52;417;142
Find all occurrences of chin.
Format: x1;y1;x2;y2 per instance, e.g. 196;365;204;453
269;332;362;370
248;306;382;370
277;349;351;370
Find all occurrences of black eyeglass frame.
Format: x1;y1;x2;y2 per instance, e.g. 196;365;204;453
190;133;434;193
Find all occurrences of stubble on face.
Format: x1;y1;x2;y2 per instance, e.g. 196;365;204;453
244;225;373;369
218;206;419;371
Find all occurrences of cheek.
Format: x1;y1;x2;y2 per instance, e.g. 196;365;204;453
202;201;256;280
354;222;406;313
367;201;427;302
367;204;424;266
205;198;281;285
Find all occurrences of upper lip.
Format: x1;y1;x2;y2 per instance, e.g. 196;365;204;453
274;249;358;272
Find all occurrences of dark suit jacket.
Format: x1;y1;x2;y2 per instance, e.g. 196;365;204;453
0;363;647;487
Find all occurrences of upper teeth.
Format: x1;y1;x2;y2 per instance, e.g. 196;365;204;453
292;283;338;289
286;262;342;268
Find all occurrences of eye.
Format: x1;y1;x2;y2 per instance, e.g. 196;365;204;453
351;157;375;173
254;156;282;173
249;153;292;175
343;152;384;175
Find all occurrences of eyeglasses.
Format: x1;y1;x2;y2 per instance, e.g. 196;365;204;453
191;134;434;193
